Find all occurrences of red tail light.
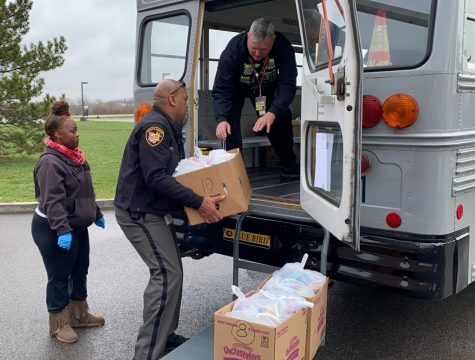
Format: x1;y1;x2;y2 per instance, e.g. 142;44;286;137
386;212;402;228
362;95;383;128
361;153;370;173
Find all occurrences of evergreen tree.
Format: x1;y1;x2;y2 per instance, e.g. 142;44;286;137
0;0;66;156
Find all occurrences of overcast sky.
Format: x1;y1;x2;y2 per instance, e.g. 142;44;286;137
24;0;136;102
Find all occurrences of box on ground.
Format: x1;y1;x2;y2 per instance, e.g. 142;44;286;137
214;296;308;360
258;276;329;360
174;149;251;225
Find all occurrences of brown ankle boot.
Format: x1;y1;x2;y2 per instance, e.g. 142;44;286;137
69;299;105;328
49;308;78;343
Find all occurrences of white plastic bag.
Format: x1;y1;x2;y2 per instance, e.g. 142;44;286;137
173;147;236;176
268;254;326;293
226;286;313;326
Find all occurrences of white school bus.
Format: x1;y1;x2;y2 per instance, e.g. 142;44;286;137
134;0;475;299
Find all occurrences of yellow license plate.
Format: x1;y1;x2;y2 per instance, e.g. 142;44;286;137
223;228;271;248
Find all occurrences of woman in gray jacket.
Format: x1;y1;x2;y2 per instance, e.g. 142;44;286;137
31;100;105;343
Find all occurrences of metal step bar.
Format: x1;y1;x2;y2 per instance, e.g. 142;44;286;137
232;210;330;290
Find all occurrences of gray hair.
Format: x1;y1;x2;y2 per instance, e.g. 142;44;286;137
249;18;275;41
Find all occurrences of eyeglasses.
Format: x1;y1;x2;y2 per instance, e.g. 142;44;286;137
155;80;186;98
169;80;186;95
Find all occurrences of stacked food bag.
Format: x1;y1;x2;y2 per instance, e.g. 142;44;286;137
226;254;325;326
214;254;328;360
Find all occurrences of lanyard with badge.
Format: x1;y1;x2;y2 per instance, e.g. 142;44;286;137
249;56;269;116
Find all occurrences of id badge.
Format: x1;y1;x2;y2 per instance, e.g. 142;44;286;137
255;96;266;116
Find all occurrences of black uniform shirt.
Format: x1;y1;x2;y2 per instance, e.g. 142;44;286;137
212;31;297;123
114;105;203;216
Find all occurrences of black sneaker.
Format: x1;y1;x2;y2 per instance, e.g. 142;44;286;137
165;333;189;351
280;164;300;181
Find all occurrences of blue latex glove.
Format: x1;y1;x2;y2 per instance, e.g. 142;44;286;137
57;232;72;250
95;216;105;229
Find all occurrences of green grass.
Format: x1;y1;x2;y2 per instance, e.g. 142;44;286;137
0;121;133;202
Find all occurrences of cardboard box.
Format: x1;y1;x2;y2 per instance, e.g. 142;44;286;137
214;297;308;360
258;276;329;360
174;149;251;225
305;278;328;360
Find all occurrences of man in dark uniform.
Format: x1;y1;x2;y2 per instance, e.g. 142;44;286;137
114;79;225;359
213;17;299;180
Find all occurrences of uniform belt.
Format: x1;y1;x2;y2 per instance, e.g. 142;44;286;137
129;210;145;220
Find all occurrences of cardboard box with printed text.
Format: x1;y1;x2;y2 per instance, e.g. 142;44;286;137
214;296;308;360
174;149;251;225
258;276;329;360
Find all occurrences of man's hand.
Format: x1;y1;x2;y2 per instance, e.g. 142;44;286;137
253;112;275;133
216;121;231;140
198;194;226;223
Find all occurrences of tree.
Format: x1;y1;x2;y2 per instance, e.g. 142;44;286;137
0;0;66;156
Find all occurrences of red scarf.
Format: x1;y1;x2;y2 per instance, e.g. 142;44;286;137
45;138;86;165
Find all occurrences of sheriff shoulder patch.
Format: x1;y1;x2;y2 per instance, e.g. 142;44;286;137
145;127;165;147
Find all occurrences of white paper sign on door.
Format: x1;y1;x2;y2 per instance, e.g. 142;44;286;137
314;132;334;191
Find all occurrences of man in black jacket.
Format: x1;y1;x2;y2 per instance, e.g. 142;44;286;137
114;79;224;359
213;17;299;180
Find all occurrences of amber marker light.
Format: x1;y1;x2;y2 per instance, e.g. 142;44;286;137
382;93;419;129
134;103;152;123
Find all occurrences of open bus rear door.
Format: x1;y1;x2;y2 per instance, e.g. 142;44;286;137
297;0;363;250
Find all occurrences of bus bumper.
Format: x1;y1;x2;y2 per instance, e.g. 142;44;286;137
177;217;470;300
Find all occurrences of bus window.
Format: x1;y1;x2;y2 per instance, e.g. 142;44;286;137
296;51;303;85
308;125;343;205
208;29;239;88
139;14;190;85
356;0;434;69
300;0;345;71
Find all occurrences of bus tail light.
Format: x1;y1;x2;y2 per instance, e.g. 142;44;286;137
386;212;402;228
457;204;463;220
134;103;152;123
382;94;418;128
361;153;370;173
362;95;382;128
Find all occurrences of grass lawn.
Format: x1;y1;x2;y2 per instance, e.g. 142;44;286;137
0;121;133;203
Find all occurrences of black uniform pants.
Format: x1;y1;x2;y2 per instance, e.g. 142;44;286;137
223;96;296;167
31;214;89;312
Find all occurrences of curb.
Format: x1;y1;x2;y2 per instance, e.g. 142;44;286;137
0;199;115;214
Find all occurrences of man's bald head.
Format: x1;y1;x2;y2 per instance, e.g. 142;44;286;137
153;79;183;105
152;79;188;123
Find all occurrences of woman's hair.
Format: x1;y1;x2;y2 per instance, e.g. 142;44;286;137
44;100;71;138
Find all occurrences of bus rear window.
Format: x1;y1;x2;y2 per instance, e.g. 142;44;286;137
357;0;434;69
139;14;190;86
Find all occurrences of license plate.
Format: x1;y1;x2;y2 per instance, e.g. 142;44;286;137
223;228;271;248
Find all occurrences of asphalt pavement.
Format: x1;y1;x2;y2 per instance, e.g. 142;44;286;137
1;210;475;360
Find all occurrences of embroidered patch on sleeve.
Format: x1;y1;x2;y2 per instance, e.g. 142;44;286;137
145;127;165;147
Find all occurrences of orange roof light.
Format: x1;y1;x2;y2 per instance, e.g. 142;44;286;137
382;93;418;129
134;102;152;123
